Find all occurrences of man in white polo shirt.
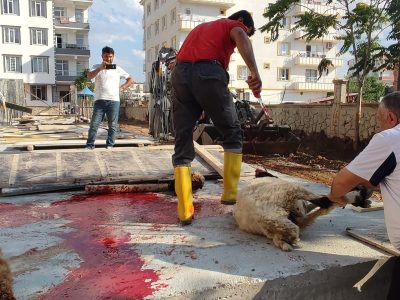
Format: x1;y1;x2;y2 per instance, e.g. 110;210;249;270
86;46;133;149
329;92;400;299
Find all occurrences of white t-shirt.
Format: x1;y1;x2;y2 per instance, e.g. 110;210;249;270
347;124;400;250
92;64;130;101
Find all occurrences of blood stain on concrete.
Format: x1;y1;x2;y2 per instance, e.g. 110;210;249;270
1;193;178;299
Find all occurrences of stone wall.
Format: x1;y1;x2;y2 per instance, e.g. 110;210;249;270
121;100;149;122
269;102;379;141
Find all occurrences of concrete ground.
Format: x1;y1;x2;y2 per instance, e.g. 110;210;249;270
0;171;394;299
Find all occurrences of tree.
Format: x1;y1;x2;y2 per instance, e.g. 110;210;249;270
261;0;400;149
348;75;387;103
74;69;94;91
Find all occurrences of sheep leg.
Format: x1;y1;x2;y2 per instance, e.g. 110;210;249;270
256;216;300;251
296;207;332;229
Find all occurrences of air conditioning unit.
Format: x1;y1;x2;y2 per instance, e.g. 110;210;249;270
326;42;333;49
264;36;271;43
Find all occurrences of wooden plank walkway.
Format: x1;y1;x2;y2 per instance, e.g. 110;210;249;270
0;146;255;189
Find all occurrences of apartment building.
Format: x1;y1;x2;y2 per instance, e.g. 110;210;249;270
0;0;92;107
140;0;343;103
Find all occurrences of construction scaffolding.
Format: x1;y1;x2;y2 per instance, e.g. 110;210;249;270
0;79;26;125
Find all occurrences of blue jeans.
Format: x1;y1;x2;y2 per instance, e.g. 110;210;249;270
86;100;120;148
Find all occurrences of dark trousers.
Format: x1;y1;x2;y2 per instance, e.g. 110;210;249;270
387;256;400;299
86;100;120;148
171;61;242;167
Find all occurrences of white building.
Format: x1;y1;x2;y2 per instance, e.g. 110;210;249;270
0;0;92;107
140;0;343;103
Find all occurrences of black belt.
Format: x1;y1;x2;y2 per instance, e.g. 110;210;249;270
177;59;223;67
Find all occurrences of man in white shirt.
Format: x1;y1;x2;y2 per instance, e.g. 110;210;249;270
86;46;133;149
329;92;400;299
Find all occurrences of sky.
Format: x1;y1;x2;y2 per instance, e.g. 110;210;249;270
88;0;145;82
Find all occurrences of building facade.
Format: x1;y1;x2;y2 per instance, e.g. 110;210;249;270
0;0;92;107
140;0;343;103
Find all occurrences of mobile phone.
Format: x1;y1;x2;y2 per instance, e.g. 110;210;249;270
105;64;116;69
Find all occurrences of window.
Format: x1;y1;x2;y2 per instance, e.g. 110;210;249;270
2;26;20;43
30;85;47;101
146;3;151;16
77;61;87;75
170;8;176;25
32;56;49;73
55;60;68;76
171;36;176;49
264;36;271;44
155;19;159;35
161;0;166;4
4;55;22;72
263;63;271;69
237;65;250;80
184;8;191;15
30;0;46;17
75;8;83;23
147;25;151;40
54;6;65;18
30;28;47;45
76;34;84;48
147;49;151;62
280;17;290;29
154;0;159;10
162;15;167;30
278;42;290;56
278;68;289;81
155;45;159;58
220;8;226;16
2;0;19;15
306;69;318;82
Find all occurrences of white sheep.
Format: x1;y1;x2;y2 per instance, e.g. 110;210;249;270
233;177;369;251
0;250;15;300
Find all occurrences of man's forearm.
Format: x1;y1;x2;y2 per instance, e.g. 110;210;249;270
87;67;102;80
120;77;134;91
231;28;258;75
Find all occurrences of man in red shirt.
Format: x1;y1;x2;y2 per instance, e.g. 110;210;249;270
171;10;262;225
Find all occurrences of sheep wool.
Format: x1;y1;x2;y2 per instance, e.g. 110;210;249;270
233;177;329;252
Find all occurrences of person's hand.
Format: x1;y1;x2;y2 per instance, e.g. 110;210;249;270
99;61;107;70
246;74;262;98
327;192;347;208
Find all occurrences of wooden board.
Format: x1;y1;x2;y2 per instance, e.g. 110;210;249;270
0;146;255;189
351;203;384;213
346;226;400;256
13;139;154;149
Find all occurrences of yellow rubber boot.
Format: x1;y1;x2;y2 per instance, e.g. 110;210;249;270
221;152;242;205
174;166;194;225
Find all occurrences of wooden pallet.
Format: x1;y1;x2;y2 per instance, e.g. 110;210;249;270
0;146;255;190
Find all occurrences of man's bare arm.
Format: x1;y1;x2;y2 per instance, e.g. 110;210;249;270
87;62;106;80
120;77;134;92
230;27;262;97
329;167;375;205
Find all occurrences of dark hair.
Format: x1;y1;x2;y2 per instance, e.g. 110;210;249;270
102;46;114;55
228;10;255;37
381;91;400;118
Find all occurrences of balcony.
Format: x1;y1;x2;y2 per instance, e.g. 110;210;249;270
178;0;235;8
55;72;79;82
291;81;334;91
294;52;343;67
55;44;90;56
292;0;343;16
54;17;90;30
294;30;339;43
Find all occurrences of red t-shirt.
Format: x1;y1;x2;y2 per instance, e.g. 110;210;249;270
176;18;248;69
